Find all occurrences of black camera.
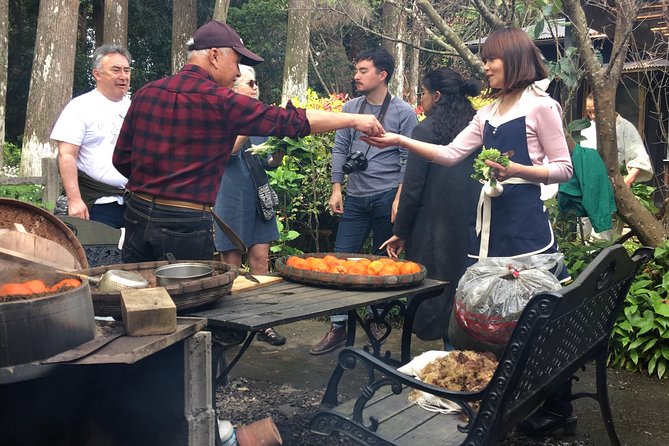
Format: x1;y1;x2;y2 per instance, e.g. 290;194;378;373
342;151;368;174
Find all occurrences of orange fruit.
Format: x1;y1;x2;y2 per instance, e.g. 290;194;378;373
399;261;421;275
378;264;400;276
329;264;347;274
346;263;367;275
49;278;82;292
0;283;33;296
290;257;308;270
356;258;371;266
22;279;49;294
322;255;341;266
378;257;396;265
310;259;329;273
367;260;385;276
286;256;303;268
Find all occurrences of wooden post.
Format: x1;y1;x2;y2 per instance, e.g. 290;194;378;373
41;157;60;209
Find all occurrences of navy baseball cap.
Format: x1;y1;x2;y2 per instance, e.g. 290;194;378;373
189;20;263;66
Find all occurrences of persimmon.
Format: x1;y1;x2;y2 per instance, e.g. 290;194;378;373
378;264;400;276
310;259;329;273
367;260;385;276
329;264;347;274
0;283;32;296
346;263;367;275
399;261;421;275
355;258;371;266
49;278;82;292
322;255;341;266
286;256;303;268
290;257;308;270
22;279;49;294
378;258;396;266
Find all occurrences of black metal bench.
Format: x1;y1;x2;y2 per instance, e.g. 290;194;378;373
310;244;653;446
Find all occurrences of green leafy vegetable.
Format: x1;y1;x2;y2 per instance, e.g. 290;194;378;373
246;136;311;159
472;147;510;187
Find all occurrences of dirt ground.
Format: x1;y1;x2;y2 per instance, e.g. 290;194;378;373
215;319;668;446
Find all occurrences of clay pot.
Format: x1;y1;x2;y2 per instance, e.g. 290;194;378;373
236;417;282;446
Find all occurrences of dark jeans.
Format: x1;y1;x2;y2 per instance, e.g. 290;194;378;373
334;188;397;255
122;197;214;263
331;188;396;325
90;202;126;229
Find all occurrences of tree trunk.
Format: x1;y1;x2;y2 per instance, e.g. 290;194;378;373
0;0;8;167
20;0;78;177
281;0;310;105
563;0;666;245
382;1;405;98
103;0;128;45
213;0;230;22
171;0;197;74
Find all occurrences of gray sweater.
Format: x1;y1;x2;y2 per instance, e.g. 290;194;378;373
331;95;417;197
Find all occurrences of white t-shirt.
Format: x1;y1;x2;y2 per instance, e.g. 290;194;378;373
51;89;130;204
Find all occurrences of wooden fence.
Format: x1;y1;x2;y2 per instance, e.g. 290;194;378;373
0;158;61;206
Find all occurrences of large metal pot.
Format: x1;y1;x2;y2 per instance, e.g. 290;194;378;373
154;263;214;287
0;279;95;368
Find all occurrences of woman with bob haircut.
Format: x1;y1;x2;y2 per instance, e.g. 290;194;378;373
363;27;572;270
363;27;575;436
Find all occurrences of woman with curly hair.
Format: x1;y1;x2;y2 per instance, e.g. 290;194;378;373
381;67;482;345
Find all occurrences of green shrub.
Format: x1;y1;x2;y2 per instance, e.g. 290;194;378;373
0;184;43;205
609;240;669;379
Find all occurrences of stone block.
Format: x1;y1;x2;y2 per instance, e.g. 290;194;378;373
121;287;177;336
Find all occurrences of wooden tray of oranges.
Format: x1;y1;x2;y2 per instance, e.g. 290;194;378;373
275;252;426;289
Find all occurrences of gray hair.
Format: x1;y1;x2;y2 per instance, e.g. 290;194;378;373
233;65;255;88
92;44;132;70
186;38;232;62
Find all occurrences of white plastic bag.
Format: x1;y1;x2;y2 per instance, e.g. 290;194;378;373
454;254;563;345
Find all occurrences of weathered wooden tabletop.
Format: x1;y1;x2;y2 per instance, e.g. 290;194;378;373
188;278;447;331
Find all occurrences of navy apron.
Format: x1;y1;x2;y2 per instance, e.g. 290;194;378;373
468;116;560;263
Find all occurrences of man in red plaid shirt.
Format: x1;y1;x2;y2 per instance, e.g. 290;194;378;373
113;20;383;262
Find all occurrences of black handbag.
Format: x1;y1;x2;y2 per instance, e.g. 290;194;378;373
242;149;279;221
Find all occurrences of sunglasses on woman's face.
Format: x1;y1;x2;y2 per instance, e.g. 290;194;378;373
246;80;257;88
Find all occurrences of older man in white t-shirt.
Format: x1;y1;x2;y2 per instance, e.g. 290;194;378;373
50;44;132;228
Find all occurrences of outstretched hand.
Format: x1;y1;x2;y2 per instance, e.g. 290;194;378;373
360;132;401;149
354;115;385;137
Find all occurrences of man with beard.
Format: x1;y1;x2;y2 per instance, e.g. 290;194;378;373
310;47;417;355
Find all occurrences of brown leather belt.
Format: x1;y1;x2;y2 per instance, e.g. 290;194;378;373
133;192;212;212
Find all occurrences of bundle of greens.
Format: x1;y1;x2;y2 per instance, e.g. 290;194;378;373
245;136;311;159
472;148;510;189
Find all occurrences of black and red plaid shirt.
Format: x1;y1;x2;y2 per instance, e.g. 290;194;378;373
113;64;310;205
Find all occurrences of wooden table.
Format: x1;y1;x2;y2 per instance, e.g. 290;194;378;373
189;278;447;382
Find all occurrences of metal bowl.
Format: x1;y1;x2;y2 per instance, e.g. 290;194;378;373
154;263;214;286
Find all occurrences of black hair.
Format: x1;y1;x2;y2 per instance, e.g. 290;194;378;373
354;47;395;85
422;67;480;144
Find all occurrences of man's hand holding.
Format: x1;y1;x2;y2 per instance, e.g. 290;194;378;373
354;115;385;137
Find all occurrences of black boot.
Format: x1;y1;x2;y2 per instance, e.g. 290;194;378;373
518;378;577;437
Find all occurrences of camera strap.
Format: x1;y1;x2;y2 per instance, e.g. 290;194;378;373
357;91;392;125
354;91;392;158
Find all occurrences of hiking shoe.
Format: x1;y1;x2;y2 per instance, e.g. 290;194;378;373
310;325;347;355
257;327;286;346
